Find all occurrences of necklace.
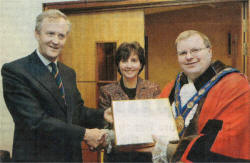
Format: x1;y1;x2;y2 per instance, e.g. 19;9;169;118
174;67;238;136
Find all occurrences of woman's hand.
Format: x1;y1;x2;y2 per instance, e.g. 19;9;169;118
104;107;113;123
135;135;169;162
101;129;115;153
135;135;165;153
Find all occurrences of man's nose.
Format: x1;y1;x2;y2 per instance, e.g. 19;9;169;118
185;51;193;60
52;36;59;44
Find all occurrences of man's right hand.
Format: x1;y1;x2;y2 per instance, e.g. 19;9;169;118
83;128;106;149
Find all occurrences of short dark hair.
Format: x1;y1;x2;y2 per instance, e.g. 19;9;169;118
115;41;145;75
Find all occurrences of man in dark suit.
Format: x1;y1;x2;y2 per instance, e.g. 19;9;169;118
1;9;111;162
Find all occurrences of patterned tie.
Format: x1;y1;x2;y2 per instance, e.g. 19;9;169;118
50;62;66;102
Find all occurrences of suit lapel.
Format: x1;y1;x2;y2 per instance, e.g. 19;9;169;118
115;78;146;100
116;81;130;100
27;52;67;113
135;77;147;99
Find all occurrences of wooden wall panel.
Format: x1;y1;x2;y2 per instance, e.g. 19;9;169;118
248;55;250;82
61;10;145;82
81;142;99;163
248;2;250;82
76;82;97;108
145;3;242;88
60;11;145;162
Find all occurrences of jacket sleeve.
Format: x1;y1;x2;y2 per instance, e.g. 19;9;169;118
159;80;175;98
153;84;161;98
70;69;104;129
98;86;112;110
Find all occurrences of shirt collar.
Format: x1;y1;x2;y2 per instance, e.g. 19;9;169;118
180;61;226;91
169;60;226;104
193;66;216;90
179;65;215;91
36;49;57;66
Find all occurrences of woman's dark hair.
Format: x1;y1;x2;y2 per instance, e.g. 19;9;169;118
115;41;145;75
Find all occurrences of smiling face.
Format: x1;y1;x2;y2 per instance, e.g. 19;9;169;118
35;17;69;62
119;52;142;81
177;34;212;80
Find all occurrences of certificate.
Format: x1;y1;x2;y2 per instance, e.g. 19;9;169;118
112;98;179;149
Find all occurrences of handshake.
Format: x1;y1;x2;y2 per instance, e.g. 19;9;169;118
83;107;114;151
83;128;114;151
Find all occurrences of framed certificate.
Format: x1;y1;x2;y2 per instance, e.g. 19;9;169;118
112;98;179;149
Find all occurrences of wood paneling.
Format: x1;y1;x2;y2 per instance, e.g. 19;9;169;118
77;82;97;108
61;10;145;81
81;142;99;163
247;2;250;82
77;83;99;161
58;10;145;163
145;3;243;88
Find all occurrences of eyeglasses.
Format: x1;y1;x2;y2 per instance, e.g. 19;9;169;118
177;47;209;56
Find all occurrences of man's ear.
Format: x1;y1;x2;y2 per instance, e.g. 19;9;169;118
208;48;212;60
34;30;39;40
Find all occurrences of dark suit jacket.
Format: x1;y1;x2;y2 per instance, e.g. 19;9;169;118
1;51;104;162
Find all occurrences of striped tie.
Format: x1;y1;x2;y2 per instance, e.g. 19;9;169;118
50;62;66;102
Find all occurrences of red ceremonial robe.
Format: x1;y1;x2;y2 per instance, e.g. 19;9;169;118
160;63;250;162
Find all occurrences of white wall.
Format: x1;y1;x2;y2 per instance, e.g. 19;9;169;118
0;0;78;156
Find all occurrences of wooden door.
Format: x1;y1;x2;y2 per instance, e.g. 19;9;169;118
59;9;145;162
145;2;244;88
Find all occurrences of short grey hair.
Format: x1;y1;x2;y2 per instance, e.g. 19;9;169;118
35;9;71;33
175;30;211;48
